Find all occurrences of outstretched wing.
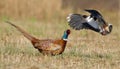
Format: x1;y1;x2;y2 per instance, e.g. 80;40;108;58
85;9;102;18
67;9;113;35
85;9;107;25
67;14;99;31
67;14;87;30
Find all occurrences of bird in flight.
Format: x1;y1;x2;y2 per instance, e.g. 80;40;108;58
67;9;112;35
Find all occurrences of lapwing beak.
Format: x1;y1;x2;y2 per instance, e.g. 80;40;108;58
108;24;113;33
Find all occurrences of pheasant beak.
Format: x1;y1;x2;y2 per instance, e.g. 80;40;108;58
100;24;113;35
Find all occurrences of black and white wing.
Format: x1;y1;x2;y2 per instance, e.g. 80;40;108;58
67;9;113;35
67;14;100;32
85;9;103;18
67;14;86;30
85;9;107;26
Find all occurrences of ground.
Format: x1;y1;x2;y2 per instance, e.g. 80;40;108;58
0;19;120;69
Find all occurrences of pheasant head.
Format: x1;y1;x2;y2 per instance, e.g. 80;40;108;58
62;29;71;41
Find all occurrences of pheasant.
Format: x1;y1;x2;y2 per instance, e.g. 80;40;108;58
5;21;70;55
67;9;112;35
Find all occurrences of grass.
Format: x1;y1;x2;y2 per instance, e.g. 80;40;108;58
0;19;120;69
0;0;120;69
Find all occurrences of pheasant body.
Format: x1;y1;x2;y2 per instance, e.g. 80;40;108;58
5;21;70;55
32;39;67;55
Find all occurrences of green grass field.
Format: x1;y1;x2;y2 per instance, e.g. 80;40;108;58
0;0;120;69
0;19;120;69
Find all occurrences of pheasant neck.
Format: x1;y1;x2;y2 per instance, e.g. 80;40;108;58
62;32;68;41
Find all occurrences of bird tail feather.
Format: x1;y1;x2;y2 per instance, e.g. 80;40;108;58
5;21;39;42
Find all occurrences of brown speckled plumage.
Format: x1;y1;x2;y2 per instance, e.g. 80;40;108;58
5;21;70;55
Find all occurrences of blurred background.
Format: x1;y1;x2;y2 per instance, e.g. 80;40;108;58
0;0;119;25
0;0;120;69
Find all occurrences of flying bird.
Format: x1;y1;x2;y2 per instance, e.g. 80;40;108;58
67;9;112;35
5;21;70;55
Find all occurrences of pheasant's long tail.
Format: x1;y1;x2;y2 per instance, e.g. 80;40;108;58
5;21;39;42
